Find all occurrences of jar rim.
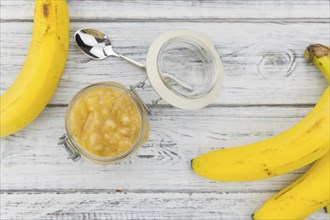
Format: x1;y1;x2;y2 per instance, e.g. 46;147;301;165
146;30;223;110
64;82;148;163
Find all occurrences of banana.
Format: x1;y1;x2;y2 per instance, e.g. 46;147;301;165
305;44;330;82
253;153;330;220
191;45;330;181
192;88;329;181
0;0;70;137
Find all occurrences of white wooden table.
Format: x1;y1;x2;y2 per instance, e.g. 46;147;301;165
1;1;329;219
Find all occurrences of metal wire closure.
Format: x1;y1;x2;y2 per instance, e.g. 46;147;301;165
130;77;162;114
58;134;81;162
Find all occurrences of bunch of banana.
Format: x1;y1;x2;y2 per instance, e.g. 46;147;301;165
0;0;70;137
192;44;330;219
253;45;330;219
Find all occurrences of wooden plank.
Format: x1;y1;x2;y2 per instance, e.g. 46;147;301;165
1;1;328;220
1;192;328;220
1;21;328;105
1;0;329;21
1;105;317;191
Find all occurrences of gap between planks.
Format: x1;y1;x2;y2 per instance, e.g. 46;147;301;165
1;18;329;23
0;189;282;195
46;103;316;108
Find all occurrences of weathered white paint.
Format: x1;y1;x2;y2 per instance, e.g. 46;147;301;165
1;0;329;219
1;22;328;105
1;106;314;191
1;0;329;20
1;192;328;220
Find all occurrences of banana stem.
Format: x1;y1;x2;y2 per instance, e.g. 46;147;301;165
306;44;330;62
305;44;330;83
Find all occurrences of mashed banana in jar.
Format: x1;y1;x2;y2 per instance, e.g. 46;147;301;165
69;87;142;157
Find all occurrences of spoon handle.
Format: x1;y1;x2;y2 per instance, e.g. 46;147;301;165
119;54;193;91
119;54;145;69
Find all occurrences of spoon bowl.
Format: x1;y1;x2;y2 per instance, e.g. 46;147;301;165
74;28;118;59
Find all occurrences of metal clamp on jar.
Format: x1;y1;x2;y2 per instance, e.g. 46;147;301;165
59;30;224;164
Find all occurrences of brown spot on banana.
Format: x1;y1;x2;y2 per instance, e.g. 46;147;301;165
44;25;50;36
43;3;49;17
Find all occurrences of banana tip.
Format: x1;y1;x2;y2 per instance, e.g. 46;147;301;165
324;206;329;213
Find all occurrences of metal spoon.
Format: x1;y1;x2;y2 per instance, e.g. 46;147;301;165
74;28;193;91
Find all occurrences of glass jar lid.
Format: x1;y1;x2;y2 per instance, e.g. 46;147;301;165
146;30;223;109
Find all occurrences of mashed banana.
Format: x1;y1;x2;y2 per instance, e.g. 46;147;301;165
69;87;142;157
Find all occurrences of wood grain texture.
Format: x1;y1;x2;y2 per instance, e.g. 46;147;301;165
1;22;329;105
1;0;329;21
1;0;329;219
1;105;315;191
1;192;328;220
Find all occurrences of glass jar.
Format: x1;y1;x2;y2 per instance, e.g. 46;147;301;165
59;82;150;164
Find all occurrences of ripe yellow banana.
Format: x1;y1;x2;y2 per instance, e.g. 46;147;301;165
191;45;330;181
253;153;330;220
0;0;70;137
305;44;330;82
192;88;329;181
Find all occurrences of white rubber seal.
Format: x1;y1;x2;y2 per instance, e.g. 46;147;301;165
146;30;223;109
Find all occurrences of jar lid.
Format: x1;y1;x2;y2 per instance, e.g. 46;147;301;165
146;30;223;109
